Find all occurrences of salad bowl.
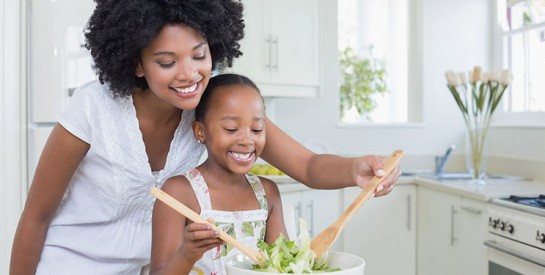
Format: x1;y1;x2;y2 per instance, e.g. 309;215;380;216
225;251;365;274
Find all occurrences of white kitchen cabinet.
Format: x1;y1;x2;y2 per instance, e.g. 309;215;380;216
30;0;96;122
342;184;417;275
417;186;488;275
229;0;320;97
281;188;341;250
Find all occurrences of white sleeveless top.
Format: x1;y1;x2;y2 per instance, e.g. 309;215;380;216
36;80;205;274
185;169;269;275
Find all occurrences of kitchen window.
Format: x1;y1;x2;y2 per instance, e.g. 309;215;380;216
337;0;422;124
494;0;545;126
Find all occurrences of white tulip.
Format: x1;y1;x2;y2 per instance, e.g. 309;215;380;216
481;72;489;83
471;66;481;83
459;72;467;85
500;69;512;85
489;69;500;82
445;71;457;86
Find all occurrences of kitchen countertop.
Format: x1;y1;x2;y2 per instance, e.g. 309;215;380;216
414;176;545;201
269;174;545;202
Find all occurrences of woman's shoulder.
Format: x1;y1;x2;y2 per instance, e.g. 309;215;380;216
71;80;117;102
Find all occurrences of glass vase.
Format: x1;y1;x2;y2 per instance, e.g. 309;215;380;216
465;125;489;185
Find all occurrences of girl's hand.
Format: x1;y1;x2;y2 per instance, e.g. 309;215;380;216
178;221;224;264
354;155;401;197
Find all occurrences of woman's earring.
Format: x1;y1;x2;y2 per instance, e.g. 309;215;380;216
197;139;202;144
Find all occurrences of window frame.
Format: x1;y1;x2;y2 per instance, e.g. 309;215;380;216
491;0;545;128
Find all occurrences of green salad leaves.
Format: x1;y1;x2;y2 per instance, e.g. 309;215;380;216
253;219;340;273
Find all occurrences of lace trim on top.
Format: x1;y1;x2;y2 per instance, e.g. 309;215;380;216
95;85;204;224
184;169;269;275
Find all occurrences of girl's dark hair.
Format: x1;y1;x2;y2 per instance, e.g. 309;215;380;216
195;73;262;121
84;0;245;98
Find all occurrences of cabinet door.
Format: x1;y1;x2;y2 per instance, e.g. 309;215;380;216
267;0;319;87
280;191;304;238
280;189;340;251
230;0;269;84
30;0;96;122
417;187;460;275
418;187;488;275
455;197;488;274
302;189;341;251
230;0;320;97
343;185;417;275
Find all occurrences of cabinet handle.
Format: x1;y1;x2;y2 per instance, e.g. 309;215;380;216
406;195;411;231
450;205;458;246
265;35;272;70
307;200;314;236
461;206;482;215
271;36;278;71
294;201;302;219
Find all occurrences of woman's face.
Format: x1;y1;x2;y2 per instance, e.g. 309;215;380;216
136;24;212;110
197;84;266;175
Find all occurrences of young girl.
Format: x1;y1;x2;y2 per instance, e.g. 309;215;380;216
10;0;400;274
150;73;287;274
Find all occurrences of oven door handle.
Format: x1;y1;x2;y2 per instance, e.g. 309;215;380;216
484;240;545;267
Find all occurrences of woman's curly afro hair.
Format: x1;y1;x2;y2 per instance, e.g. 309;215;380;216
84;0;245;98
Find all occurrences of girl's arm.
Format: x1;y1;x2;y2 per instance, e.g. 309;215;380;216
150;176;223;275
261;118;400;196
260;177;289;243
10;124;90;274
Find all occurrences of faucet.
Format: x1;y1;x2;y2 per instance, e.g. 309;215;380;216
435;144;456;175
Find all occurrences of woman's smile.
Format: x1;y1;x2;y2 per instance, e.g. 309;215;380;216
171;81;201;98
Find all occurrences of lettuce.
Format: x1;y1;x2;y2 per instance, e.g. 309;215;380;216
253;219;340;273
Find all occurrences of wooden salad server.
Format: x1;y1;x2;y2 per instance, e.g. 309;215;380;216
150;187;265;266
310;149;405;258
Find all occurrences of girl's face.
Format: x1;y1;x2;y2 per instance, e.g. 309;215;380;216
195;85;266;175
136;24;212;110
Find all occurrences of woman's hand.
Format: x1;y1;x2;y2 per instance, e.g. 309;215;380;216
177;221;223;264
261;117;401;195
352;155;401;197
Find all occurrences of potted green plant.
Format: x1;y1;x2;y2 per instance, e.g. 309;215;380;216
339;47;388;121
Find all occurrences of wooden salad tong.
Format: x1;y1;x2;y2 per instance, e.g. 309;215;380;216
150;187;265;266
310;150;405;258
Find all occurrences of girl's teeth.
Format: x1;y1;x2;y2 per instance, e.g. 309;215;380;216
232;152;252;160
174;83;197;94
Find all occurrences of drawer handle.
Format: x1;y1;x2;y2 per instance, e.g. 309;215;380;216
461;206;482;214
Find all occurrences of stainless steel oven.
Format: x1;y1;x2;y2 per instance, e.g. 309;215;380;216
486;195;545;275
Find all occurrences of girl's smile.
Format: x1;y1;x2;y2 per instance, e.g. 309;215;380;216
229;151;256;163
194;83;266;175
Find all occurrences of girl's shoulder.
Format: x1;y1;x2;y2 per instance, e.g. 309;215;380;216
254;175;281;197
160;174;195;204
162;174;192;194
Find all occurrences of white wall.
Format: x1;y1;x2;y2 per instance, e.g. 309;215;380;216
1;0;26;273
272;0;545;180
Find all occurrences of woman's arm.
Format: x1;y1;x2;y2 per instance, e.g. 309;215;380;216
261;118;400;196
10;124;90;275
150;177;223;275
